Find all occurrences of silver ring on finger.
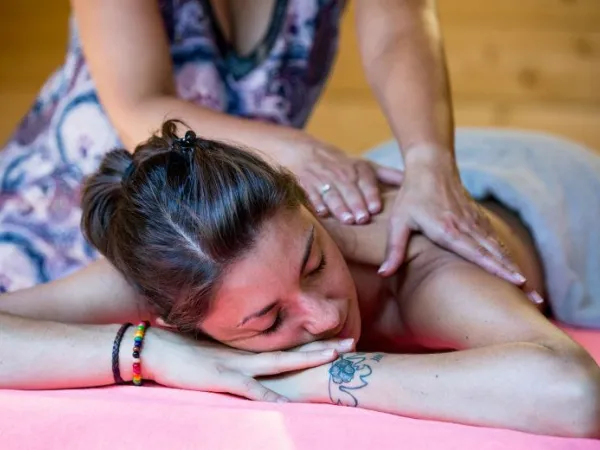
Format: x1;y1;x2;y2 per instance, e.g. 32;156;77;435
319;183;332;196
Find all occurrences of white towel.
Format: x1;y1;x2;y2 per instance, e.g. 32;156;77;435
363;128;600;329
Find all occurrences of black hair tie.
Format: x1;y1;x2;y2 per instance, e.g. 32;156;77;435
175;130;197;154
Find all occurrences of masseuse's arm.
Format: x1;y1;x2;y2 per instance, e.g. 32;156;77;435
71;0;400;222
71;0;299;157
263;247;600;437
356;0;453;157
354;0;523;283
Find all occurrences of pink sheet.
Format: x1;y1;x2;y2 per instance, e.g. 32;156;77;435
2;327;599;450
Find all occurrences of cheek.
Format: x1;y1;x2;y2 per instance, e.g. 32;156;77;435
323;241;356;299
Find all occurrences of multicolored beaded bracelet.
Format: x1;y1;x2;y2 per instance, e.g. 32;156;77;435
132;321;150;386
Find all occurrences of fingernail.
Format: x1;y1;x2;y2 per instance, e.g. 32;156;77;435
530;291;544;305
368;203;380;213
277;397;290;404
340;338;354;349
356;212;369;223
378;262;390;275
316;206;326;215
512;273;526;284
321;349;336;357
341;212;354;223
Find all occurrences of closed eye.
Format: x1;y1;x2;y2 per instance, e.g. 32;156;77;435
261;252;326;336
262;311;283;335
309;253;327;277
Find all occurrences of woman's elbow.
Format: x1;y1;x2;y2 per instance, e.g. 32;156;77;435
540;344;600;438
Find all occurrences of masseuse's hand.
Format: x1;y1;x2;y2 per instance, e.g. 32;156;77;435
285;135;404;224
378;146;527;288
143;328;350;403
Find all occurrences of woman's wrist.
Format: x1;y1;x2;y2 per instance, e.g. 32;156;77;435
117;324;161;384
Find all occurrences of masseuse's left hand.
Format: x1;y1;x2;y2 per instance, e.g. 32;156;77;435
377;146;526;288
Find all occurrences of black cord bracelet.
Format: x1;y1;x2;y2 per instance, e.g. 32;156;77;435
112;322;133;385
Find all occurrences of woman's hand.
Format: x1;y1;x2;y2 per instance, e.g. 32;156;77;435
378;147;527;288
259;359;331;404
283;135;404;224
143;328;351;403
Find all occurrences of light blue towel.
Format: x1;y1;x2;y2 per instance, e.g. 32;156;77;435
363;128;600;329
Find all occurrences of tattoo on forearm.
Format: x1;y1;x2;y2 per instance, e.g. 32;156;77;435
328;353;384;407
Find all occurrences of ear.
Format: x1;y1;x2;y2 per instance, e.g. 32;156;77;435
155;317;176;329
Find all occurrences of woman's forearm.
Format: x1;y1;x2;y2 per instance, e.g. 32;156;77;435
0;313;137;389
0;259;145;325
117;96;309;165
266;346;600;437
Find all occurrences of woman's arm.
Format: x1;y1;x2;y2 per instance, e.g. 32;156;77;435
0;259;145;324
0;313;137;389
263;238;600;437
0;312;343;398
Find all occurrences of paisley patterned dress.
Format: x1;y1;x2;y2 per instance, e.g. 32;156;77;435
0;0;346;292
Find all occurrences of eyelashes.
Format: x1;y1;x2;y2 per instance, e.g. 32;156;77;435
262;310;283;335
261;252;327;336
310;253;327;277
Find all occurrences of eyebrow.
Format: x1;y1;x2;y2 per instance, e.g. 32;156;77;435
237;225;315;327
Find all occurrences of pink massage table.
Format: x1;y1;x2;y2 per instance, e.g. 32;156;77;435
1;326;599;450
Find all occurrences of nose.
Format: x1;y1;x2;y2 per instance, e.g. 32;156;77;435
297;293;343;337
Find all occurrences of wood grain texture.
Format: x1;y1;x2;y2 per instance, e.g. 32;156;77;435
0;0;598;154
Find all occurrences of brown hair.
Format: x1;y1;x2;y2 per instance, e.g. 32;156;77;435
81;120;308;333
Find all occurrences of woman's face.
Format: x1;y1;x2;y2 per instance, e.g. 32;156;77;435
200;206;361;352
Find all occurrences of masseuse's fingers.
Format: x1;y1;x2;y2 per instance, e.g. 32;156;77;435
378;215;412;277
355;161;384;215
464;229;525;284
527;290;545;306
373;163;404;187
334;179;371;224
459;207;524;279
440;229;521;283
241;349;339;377
225;373;289;403
301;173;329;217
320;184;355;224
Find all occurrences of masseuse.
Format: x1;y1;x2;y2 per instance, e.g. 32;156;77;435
0;0;525;293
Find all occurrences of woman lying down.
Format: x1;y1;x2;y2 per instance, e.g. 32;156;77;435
1;121;599;438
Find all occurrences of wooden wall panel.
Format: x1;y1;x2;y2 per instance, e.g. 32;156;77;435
307;0;600;154
0;1;69;142
437;0;600;31
0;0;598;154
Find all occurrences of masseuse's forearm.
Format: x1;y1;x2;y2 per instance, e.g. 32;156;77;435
358;1;454;162
0;313;137;389
309;348;600;436
116;96;307;165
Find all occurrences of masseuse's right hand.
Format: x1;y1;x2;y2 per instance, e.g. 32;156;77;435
282;134;404;224
143;328;346;403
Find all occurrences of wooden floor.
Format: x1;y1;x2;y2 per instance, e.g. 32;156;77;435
1;0;599;154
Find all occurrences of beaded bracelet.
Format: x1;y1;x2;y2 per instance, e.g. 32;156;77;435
112;322;133;385
132;321;150;386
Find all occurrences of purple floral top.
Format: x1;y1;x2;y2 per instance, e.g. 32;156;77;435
0;0;346;292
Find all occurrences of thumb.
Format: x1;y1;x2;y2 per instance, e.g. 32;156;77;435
373;163;404;186
379;217;411;277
